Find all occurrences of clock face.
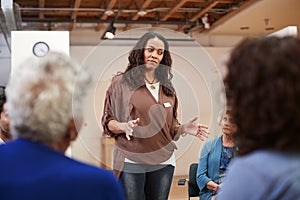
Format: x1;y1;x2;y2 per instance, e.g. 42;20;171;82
32;41;49;57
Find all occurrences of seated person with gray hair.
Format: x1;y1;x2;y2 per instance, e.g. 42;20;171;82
0;85;11;144
0;53;125;200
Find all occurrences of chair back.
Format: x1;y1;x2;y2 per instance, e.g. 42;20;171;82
188;163;200;198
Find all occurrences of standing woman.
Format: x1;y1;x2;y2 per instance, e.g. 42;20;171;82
102;32;208;200
197;109;237;200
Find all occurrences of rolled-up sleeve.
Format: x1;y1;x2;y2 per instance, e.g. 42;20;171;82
102;86;115;137
171;95;181;141
101;74;135;138
101;76;121;138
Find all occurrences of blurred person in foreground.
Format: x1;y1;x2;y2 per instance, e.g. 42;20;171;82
0;86;11;143
217;36;300;200
0;52;125;200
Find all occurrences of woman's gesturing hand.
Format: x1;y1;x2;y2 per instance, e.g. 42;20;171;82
182;116;209;140
117;118;140;140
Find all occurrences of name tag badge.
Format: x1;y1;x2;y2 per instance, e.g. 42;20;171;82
163;102;171;108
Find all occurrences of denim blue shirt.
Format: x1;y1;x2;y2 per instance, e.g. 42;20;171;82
197;136;223;200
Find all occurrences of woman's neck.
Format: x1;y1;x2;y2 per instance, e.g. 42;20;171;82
222;134;235;147
144;71;157;84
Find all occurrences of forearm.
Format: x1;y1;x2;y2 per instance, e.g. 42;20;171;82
175;124;180;134
107;120;125;134
107;118;140;140
175;124;187;137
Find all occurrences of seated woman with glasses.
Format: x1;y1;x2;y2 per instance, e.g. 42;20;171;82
196;108;237;200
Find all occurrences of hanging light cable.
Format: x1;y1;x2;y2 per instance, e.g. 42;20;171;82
101;8;121;40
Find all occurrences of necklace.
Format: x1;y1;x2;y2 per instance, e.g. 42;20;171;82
145;76;156;89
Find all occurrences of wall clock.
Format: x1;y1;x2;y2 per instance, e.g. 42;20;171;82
32;41;49;57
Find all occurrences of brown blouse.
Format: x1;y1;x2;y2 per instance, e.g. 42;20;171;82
102;74;181;177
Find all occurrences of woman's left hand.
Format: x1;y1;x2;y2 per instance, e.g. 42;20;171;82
182;116;209;140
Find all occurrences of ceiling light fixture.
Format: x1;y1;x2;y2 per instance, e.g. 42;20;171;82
104;9;114;16
101;9;121;40
201;13;210;29
137;9;147;16
101;22;116;39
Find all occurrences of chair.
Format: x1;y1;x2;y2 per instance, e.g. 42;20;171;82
178;163;200;199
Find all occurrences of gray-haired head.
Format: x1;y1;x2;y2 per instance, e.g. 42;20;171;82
6;52;90;144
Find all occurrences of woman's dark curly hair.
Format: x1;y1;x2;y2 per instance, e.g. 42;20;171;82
225;36;300;156
122;32;175;96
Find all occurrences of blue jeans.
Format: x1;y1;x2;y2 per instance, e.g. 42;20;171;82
119;163;175;200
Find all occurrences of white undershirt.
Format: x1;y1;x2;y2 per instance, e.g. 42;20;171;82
145;82;160;101
124;82;176;166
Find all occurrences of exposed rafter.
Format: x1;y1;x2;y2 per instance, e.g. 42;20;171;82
38;0;45;30
12;0;259;35
95;0;117;31
161;0;188;21
68;0;82;31
123;0;154;31
200;0;259;32
177;0;219;31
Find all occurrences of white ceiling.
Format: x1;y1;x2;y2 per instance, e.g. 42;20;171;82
210;0;300;36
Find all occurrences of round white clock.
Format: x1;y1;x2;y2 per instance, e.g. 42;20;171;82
32;41;50;57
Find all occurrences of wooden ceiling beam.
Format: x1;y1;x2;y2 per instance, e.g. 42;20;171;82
187;0;208;2
131;0;154;20
219;0;235;3
201;0;260;32
177;0;219;31
68;0;82;31
16;0;258;34
155;0;189;29
177;24;186;32
39;0;45;30
95;0;118;31
123;0;154;31
161;0;188;21
190;1;219;22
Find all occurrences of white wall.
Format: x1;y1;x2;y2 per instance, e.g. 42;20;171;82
11;31;69;76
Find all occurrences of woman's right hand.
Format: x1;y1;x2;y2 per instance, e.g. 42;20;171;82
117;118;140;140
206;180;220;195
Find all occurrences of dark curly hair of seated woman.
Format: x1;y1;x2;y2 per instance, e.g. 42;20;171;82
225;36;300;155
217;36;300;200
